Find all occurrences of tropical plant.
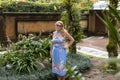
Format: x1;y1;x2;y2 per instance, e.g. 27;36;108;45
66;53;92;80
0;1;65;12
78;0;93;10
2;34;51;73
66;65;84;80
67;53;92;73
0;53;92;80
97;0;120;70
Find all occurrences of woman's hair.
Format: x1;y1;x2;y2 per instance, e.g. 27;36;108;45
55;21;64;27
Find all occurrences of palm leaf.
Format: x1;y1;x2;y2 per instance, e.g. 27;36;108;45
108;5;120;21
96;12;119;43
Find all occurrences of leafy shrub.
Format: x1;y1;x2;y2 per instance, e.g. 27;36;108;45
0;33;92;79
0;54;6;66
67;53;93;73
1;34;51;73
66;65;84;80
0;67;56;80
0;1;65;12
0;53;92;80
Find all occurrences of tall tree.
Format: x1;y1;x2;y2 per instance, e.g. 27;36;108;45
106;0;119;70
61;0;82;54
98;0;119;70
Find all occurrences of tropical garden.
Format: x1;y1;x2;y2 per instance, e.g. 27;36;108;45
0;0;119;80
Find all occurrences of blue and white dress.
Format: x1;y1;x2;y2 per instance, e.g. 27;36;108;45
51;31;66;76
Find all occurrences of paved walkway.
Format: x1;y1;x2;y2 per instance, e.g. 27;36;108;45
77;36;120;58
77;46;108;58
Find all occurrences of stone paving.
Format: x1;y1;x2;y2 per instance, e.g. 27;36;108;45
77;36;120;58
77;46;108;58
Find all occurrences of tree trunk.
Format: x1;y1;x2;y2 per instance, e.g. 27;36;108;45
106;36;118;69
107;0;119;70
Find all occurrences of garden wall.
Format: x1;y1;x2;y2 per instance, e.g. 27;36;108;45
0;12;90;46
0;12;60;41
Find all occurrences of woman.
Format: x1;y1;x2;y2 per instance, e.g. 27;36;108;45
50;21;74;80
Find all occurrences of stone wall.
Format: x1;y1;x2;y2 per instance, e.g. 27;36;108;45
0;12;90;44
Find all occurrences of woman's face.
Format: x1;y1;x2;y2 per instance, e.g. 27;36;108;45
55;22;63;31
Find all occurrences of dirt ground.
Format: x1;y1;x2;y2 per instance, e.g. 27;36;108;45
77;36;119;80
82;57;117;80
77;36;108;51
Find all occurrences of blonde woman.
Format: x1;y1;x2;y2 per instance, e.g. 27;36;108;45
50;21;74;80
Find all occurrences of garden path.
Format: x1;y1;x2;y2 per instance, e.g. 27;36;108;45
77;36;120;58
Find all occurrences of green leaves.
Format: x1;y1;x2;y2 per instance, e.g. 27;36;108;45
66;65;82;80
3;34;51;73
66;54;92;80
0;1;65;12
61;0;83;54
96;10;119;45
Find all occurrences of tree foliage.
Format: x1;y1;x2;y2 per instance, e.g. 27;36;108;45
97;0;119;70
61;0;83;54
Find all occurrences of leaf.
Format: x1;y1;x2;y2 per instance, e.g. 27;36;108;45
109;5;120;21
96;12;119;43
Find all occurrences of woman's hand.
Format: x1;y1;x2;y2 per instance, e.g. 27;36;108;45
63;43;69;49
50;51;52;58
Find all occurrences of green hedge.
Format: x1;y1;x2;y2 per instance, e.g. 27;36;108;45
0;1;65;12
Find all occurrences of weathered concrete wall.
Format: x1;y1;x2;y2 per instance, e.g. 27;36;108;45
5;17;56;40
17;21;55;34
1;13;60;41
5;16;16;40
2;13;90;41
1;12;102;42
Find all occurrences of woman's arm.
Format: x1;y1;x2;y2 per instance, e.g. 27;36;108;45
50;43;53;58
50;32;55;57
63;31;74;48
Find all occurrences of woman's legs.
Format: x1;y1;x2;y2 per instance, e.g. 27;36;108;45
57;76;65;80
57;76;61;80
61;76;65;80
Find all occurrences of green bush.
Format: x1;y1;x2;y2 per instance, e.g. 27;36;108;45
67;53;93;73
0;33;92;79
0;67;56;80
0;34;51;73
0;53;92;80
0;1;65;12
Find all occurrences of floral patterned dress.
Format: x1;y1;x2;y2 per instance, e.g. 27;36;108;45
51;31;66;76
